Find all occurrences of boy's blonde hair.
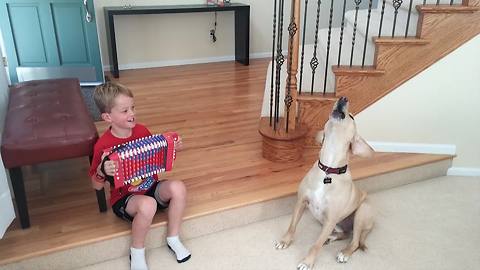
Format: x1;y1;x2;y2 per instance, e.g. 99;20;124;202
94;82;133;113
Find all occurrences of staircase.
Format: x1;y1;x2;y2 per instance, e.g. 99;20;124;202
260;0;480;147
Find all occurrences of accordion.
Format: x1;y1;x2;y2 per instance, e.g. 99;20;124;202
101;132;178;188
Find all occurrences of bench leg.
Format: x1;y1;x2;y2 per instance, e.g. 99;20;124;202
96;188;107;212
9;167;30;229
90;155;108;212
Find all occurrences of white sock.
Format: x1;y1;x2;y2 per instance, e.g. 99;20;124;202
130;247;148;270
166;235;191;263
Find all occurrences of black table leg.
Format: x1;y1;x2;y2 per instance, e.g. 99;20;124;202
235;7;250;65
9;167;30;229
105;11;119;78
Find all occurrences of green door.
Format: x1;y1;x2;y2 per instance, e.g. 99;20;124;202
0;0;103;85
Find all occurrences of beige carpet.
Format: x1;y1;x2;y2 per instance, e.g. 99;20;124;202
77;176;480;270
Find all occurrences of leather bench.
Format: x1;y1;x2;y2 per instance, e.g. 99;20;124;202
1;78;106;229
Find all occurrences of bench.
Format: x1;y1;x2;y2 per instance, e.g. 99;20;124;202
1;78;106;229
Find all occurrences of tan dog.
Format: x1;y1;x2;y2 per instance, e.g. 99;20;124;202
275;97;375;270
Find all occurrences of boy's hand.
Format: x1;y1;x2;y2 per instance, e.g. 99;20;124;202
98;152;117;177
174;136;183;151
102;160;117;176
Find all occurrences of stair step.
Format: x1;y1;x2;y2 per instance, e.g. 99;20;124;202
332;66;385;76
0;153;453;270
418;4;480;13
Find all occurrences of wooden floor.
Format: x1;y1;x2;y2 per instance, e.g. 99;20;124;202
0;59;452;266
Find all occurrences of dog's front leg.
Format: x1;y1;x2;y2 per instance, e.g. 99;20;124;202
297;221;336;270
275;198;307;249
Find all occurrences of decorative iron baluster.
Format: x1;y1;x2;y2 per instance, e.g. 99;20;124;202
274;0;286;131
323;0;335;94
269;0;278;126
362;0;373;67
350;0;362;67
299;0;309;94
405;0;413;37
310;0;322;95
392;0;403;38
378;0;386;37
285;19;298;132
337;0;347;66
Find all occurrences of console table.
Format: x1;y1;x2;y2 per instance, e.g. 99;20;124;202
104;3;250;78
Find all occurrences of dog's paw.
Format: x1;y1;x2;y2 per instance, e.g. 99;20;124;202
336;252;349;263
297;262;312;270
274;240;290;249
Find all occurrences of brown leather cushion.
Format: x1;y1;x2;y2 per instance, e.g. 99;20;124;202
1;78;98;168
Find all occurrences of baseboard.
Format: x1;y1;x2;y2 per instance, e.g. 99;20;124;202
368;141;456;155
102;52;272;72
447;167;480;176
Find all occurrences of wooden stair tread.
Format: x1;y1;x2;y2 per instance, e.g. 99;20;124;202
418;4;480;13
332;66;385;76
374;37;430;45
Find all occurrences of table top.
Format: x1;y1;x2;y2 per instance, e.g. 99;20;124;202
104;3;249;15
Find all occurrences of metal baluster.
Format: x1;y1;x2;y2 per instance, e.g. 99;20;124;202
436;0;440;5
362;0;373;67
405;0;413;37
285;18;298;132
378;0;386;37
392;0;403;38
299;0;309;94
310;0;322;95
450;0;454;4
269;0;278;125
323;0;334;94
337;0;347;66
274;0;286;130
423;0;427;5
350;0;362;67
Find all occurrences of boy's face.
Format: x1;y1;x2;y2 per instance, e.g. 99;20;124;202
102;94;136;130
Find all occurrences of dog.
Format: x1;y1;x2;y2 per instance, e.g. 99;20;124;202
275;97;375;270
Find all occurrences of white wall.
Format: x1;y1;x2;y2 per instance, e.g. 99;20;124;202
93;0;370;70
0;43;14;238
356;34;480;175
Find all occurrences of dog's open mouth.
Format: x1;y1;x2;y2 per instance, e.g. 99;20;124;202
332;96;348;120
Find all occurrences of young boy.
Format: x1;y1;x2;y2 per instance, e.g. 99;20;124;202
89;82;191;270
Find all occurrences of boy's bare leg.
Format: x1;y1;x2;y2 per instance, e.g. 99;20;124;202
157;180;191;263
126;195;158;248
126;195;158;270
157;180;187;236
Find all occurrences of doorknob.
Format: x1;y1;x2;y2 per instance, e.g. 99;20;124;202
83;0;92;22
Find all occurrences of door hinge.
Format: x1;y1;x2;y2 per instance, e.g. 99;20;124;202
1;57;6;67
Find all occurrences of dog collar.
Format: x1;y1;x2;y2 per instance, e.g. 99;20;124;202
317;160;348;175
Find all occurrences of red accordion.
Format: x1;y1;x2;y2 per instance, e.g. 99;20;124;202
101;132;179;188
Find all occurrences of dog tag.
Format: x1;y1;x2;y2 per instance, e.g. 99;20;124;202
323;176;332;184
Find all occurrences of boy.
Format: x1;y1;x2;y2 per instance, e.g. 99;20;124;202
89;82;191;270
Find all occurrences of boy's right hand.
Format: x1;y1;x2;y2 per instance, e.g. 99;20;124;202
99;152;117;177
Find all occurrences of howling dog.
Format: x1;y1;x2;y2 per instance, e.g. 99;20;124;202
275;97;375;270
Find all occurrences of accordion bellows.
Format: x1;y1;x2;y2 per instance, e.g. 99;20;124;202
102;132;178;188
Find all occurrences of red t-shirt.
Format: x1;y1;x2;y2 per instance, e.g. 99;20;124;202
89;124;158;206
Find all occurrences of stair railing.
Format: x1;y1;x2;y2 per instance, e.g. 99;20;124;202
267;0;461;133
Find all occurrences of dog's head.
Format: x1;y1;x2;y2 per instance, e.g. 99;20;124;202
316;97;374;163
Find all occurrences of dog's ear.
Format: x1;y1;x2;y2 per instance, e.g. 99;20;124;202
351;134;374;157
315;130;325;145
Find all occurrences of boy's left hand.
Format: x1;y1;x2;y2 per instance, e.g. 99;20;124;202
174;136;183;151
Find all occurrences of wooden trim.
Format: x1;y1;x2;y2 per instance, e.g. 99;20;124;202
417;5;479;13
374;37;430;45
332;66;385;76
